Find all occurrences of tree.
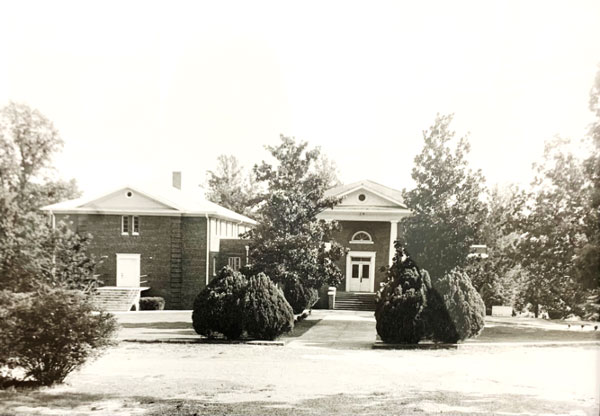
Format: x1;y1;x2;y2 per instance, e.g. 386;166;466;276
0;102;89;291
246;135;345;310
401;114;488;279
516;137;593;318
205;155;257;218
464;185;527;313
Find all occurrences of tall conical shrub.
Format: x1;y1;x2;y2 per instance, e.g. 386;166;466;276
192;267;247;339
244;273;294;340
423;268;486;343
375;242;427;344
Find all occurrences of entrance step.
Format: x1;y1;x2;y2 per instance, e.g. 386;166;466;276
334;292;376;311
92;287;146;312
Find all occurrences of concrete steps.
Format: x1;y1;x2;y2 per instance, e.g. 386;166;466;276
334;292;376;311
92;287;143;312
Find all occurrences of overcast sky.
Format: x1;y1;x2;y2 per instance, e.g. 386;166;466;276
1;0;599;196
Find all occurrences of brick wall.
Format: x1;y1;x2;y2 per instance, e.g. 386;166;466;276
331;220;393;292
180;217;208;309
55;213;207;310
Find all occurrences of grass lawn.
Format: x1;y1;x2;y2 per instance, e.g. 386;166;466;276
0;311;598;416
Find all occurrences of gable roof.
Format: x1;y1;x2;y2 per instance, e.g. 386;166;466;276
325;179;407;208
41;184;256;225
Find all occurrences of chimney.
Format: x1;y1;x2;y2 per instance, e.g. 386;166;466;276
172;171;182;190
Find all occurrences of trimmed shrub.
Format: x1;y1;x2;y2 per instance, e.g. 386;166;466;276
243;273;294;340
375;243;427;344
423;268;486;343
0;288;117;386
192;267;247;339
139;297;165;310
192;267;295;340
283;280;319;314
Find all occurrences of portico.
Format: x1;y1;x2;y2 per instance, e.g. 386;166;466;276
318;180;411;293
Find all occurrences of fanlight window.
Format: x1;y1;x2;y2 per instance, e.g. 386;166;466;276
350;231;373;244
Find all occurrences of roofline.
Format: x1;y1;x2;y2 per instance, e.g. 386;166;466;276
42;208;257;225
333;185;407;208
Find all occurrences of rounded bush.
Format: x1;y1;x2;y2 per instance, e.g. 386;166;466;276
375;244;427;344
139;296;165;310
423;268;486;343
192;267;247;339
0;288;117;386
283;280;319;314
243;273;294;340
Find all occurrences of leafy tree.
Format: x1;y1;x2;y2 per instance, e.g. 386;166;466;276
0;102;92;292
464;185;527;312
246;135;345;309
574;65;600;296
313;152;342;189
401;114;488;279
516;137;593;318
205;155;257;217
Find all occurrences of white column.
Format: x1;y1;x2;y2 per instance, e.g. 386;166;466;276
389;220;398;265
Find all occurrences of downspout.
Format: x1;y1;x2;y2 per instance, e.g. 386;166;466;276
205;214;210;286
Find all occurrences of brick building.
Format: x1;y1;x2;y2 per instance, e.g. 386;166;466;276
317;180;411;294
41;173;255;310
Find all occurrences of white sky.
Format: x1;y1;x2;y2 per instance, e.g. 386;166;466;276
1;0;599;196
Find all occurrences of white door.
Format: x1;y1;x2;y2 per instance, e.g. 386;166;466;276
116;253;140;287
347;253;375;292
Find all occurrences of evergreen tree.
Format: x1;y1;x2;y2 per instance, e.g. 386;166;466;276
401;114;488;279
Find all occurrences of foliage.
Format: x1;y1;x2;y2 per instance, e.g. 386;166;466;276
243;273;294;340
205;155;258;218
401;114;488;279
192;267;247;339
423;268;486;343
375;243;427;344
139;297;166;310
0;288;117;386
246;135;345;300
283;279;319;314
515;137;594;318
192;267;294;340
463;185;527;313
0;102;85;292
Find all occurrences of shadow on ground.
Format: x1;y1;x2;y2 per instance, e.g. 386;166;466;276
2;389;596;416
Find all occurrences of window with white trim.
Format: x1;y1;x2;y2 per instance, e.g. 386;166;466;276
228;257;241;271
121;216;129;235
132;216;139;235
350;231;374;244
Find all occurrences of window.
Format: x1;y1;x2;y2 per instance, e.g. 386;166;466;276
358;193;366;202
212;256;217;276
228;257;241;271
350;231;373;244
132;216;139;235
122;215;140;235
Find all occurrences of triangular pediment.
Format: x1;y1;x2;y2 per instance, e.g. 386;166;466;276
79;187;178;211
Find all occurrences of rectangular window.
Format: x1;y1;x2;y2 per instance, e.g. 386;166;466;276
121;216;129;235
132;216;139;235
228;257;241;271
212;256;217;276
352;264;359;278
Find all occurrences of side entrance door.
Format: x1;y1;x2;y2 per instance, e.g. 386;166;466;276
347;252;375;292
116;253;140;287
